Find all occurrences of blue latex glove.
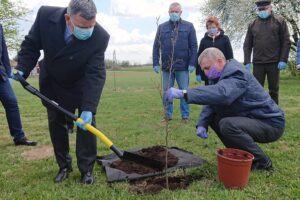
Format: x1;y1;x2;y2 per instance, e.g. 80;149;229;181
165;87;183;102
76;111;92;131
188;65;195;73
153;65;160;73
277;61;287;70
196;75;202;83
196;126;208;139
11;69;24;81
245;63;252;71
8;78;12;85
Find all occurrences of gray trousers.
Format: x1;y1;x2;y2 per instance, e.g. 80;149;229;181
253;63;279;104
47;108;97;174
210;116;284;162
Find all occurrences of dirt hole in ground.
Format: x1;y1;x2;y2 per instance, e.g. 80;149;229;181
21;146;53;160
129;175;203;195
110;146;178;174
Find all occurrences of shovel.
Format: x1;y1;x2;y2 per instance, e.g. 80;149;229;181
14;72;164;170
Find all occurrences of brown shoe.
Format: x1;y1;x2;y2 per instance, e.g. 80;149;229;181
181;118;189;124
160;117;172;123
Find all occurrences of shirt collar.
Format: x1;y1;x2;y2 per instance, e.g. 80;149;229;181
64;22;73;42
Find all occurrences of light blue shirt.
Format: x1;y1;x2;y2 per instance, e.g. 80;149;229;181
64;23;73;44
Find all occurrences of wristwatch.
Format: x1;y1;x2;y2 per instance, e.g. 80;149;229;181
182;89;188;101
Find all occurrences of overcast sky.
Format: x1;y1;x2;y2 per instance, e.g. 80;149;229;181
16;0;244;64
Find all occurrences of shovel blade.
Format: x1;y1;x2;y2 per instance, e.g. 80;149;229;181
122;151;164;170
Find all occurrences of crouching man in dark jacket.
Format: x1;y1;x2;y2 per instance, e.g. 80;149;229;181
165;47;284;170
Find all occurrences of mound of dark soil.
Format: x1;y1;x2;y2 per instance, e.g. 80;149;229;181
110;146;178;174
129;175;202;195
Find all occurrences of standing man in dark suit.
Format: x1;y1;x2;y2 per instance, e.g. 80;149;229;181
243;0;291;104
12;0;109;184
0;23;37;146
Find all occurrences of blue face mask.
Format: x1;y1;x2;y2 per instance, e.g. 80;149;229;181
169;12;180;22
208;27;218;35
71;20;94;40
258;10;270;19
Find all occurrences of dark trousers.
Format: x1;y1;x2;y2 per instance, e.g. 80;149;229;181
47;108;97;174
210;116;283;162
0;80;25;140
253;63;279;104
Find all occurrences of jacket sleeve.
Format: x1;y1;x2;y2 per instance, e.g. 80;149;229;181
81;35;109;114
1;25;11;77
243;24;253;65
279;19;291;62
297;40;300;65
225;36;234;60
195;40;205;76
197;105;215;129
187;70;248;106
16;7;42;77
188;24;198;67
152;26;161;67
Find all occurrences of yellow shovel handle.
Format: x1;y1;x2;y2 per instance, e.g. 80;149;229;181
76;118;113;148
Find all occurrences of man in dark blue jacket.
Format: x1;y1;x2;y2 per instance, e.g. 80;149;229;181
152;2;198;123
166;47;284;170
0;24;37;146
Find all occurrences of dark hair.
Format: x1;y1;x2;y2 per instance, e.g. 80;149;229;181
67;0;97;20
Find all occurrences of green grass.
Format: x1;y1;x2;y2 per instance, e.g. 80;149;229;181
0;67;300;199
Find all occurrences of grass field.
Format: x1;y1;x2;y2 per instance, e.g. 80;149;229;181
0;67;300;199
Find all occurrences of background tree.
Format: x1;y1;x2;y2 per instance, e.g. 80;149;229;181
200;0;300;52
0;0;28;52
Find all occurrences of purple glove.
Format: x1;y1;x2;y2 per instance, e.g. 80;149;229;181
165;87;183;102
196;126;208;139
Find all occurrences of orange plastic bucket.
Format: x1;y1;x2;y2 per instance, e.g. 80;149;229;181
217;148;254;189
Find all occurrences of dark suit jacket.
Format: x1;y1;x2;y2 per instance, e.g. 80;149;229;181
16;6;110;113
0;24;11;81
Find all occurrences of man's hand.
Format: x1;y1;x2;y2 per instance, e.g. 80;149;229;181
76;111;92;131
188;65;195;73
196;126;208;139
165;87;183;102
245;63;252;71
296;64;300;71
196;75;202;83
278;61;287;70
153;65;160;74
11;69;24;81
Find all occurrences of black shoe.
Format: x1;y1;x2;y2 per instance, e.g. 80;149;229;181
14;137;37;146
81;172;94;185
251;157;273;171
54;167;72;183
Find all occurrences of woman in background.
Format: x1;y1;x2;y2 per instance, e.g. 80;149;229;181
195;16;233;85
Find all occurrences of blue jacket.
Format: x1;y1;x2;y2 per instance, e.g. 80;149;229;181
297;40;300;65
187;59;285;129
0;24;11;81
152;19;198;71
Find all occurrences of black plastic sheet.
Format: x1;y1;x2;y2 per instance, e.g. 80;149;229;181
97;146;207;183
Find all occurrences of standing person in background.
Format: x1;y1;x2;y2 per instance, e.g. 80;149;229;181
243;0;291;104
296;39;300;71
12;0;109;184
0;23;37;146
195;16;233;85
152;2;198;123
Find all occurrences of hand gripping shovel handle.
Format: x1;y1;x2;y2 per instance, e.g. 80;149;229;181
14;72;123;158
